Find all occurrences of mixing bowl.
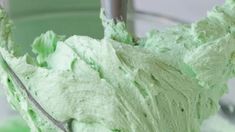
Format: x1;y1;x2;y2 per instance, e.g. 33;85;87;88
0;0;234;131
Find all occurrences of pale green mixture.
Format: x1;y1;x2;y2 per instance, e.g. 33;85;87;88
0;0;235;132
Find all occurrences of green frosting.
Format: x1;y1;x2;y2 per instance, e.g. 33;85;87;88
0;8;13;51
0;0;235;132
100;9;135;45
32;31;65;66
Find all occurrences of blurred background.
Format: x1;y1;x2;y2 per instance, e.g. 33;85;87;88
0;0;234;131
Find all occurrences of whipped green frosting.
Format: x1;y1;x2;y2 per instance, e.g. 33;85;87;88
0;0;235;132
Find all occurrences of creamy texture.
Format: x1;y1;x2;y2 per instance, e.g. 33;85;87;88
0;0;235;132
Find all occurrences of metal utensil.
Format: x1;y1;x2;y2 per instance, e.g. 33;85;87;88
101;0;128;22
220;101;235;124
0;52;70;132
